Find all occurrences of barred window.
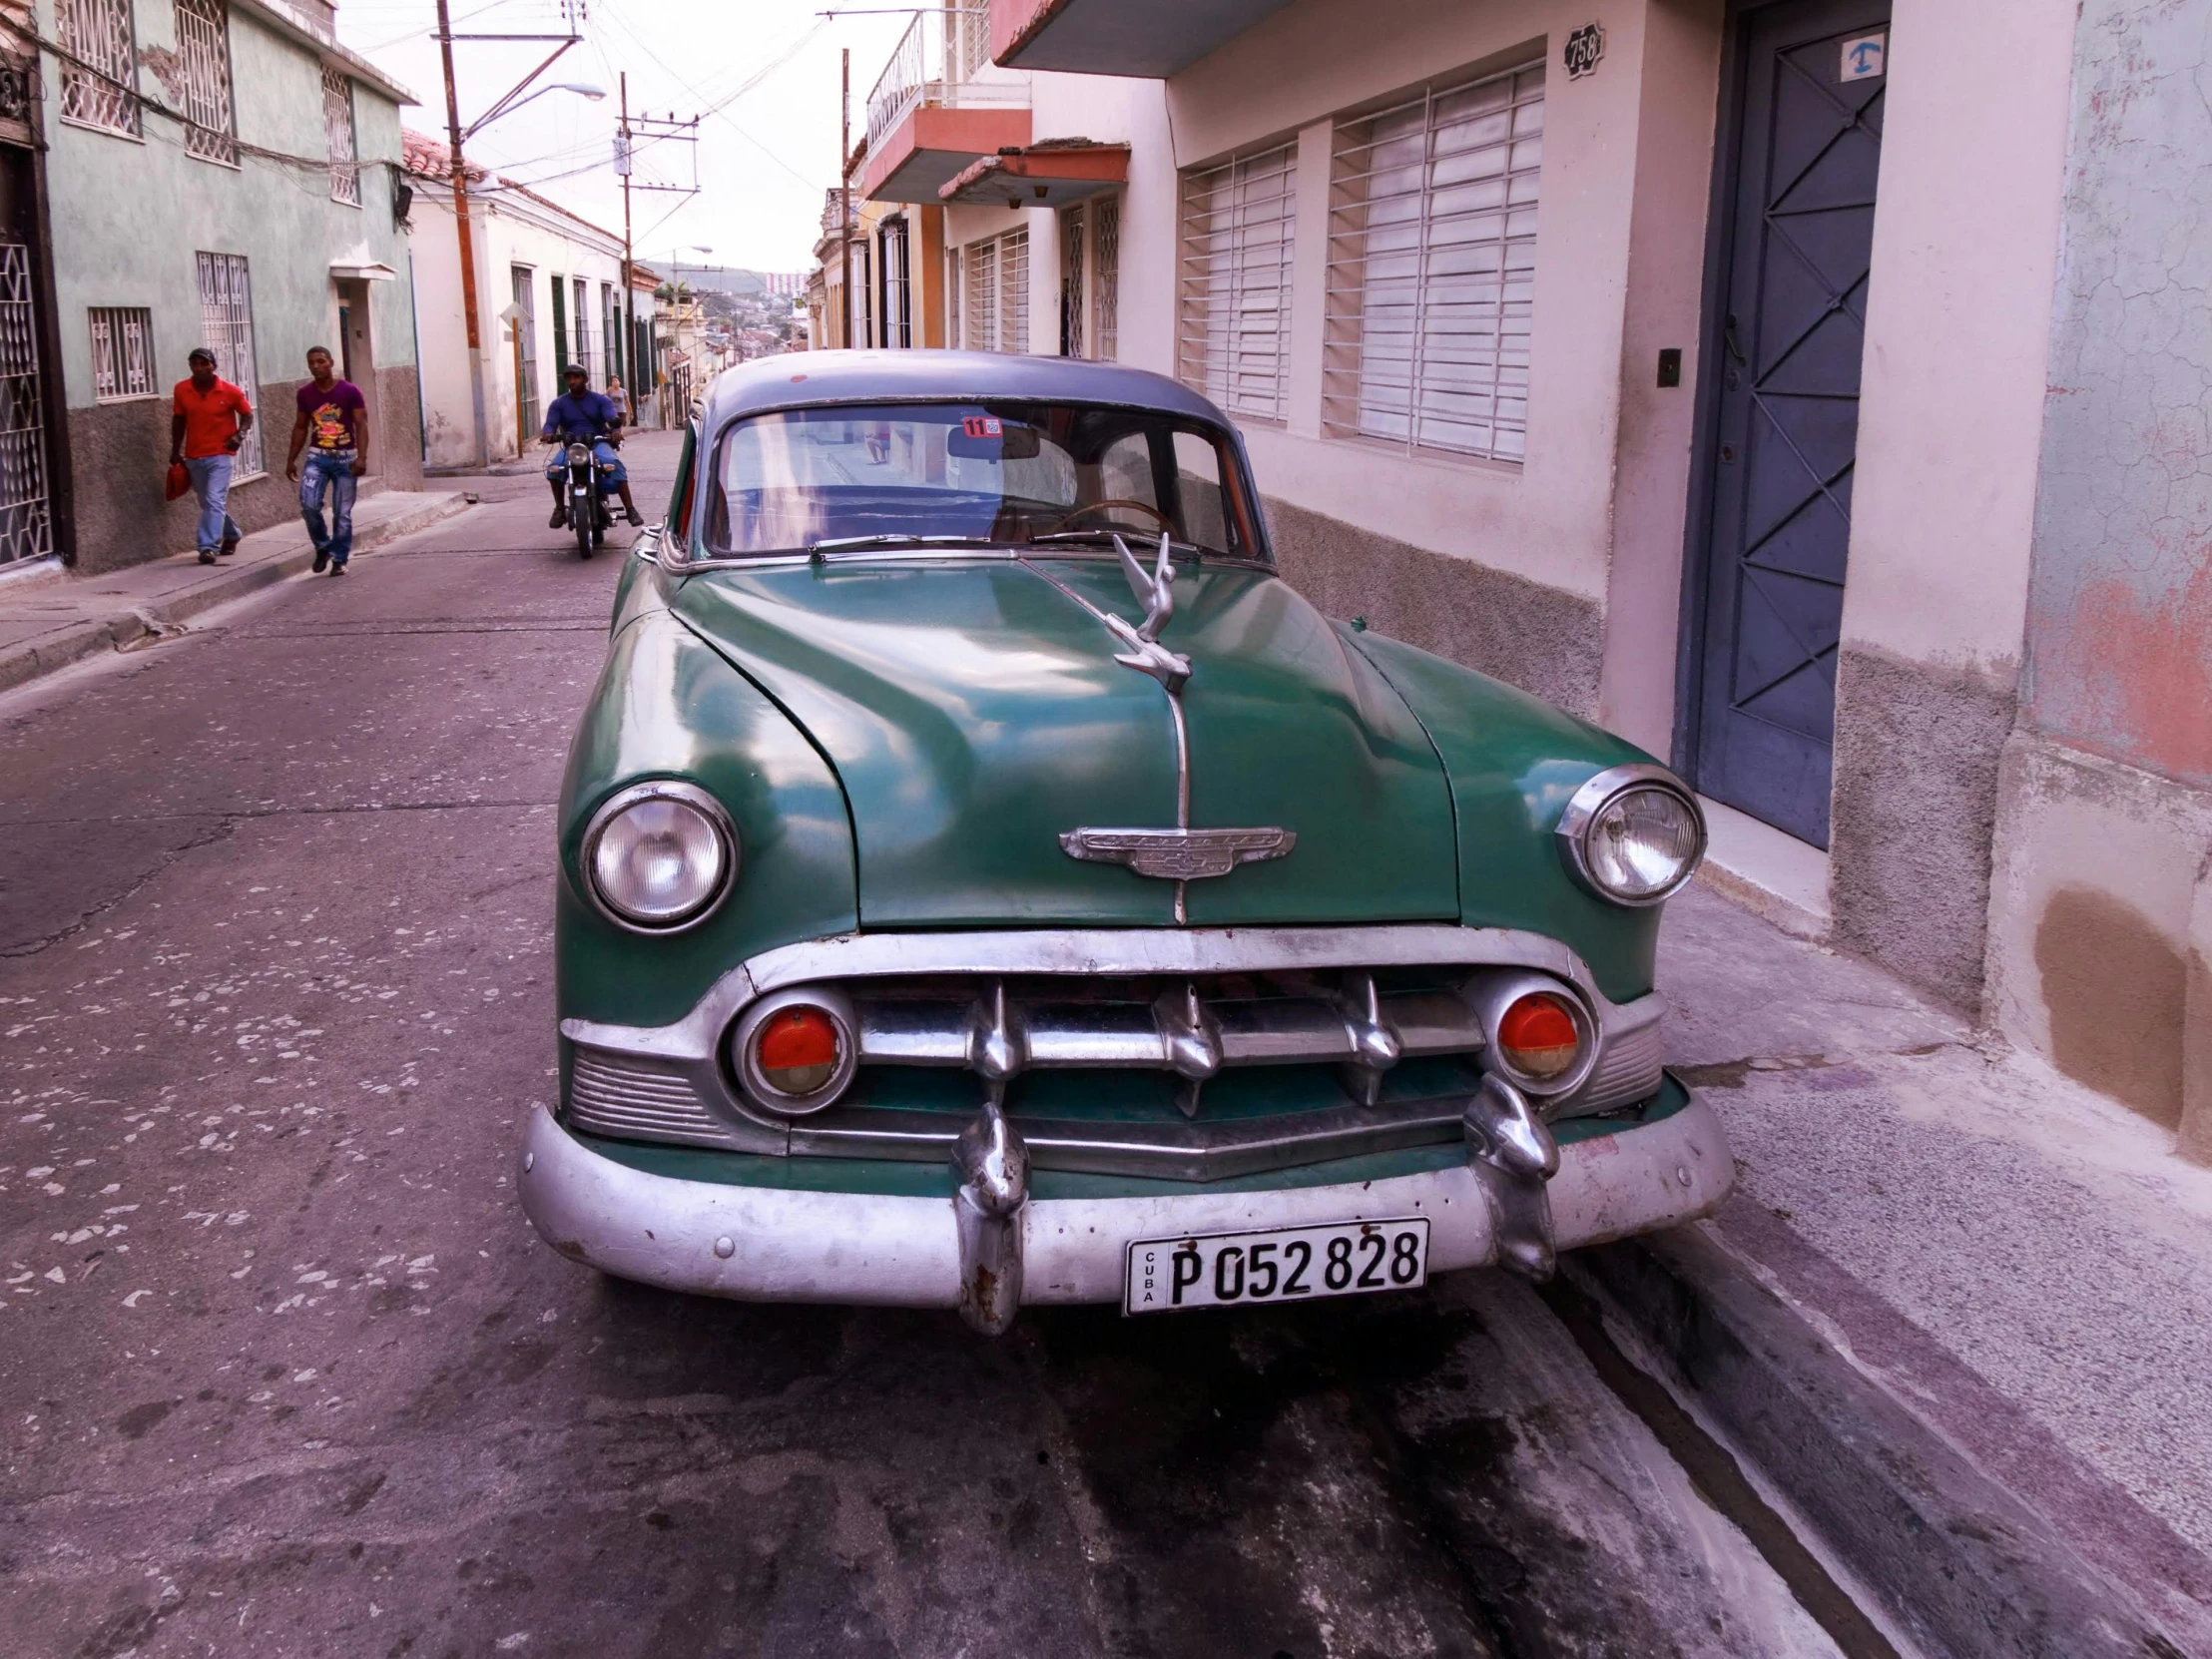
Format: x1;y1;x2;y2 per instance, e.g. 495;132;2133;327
1177;142;1296;421
1092;194;1120;362
958;229;1028;353
58;0;141;138
1324;59;1544;463
195;252;264;476
175;0;239;167
322;68;359;205
89;307;156;401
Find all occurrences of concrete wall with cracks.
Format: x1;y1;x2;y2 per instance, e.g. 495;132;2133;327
1989;0;2212;1154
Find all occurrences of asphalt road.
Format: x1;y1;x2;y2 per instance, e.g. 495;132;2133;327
0;431;1846;1659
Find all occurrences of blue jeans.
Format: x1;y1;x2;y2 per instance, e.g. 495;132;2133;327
185;454;240;554
544;438;626;486
300;449;358;563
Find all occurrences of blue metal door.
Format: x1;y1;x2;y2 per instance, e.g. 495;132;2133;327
1690;1;1889;847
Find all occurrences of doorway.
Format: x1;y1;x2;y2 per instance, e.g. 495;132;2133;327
333;276;378;475
1683;0;1889;847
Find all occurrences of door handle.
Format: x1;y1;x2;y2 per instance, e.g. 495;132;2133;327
1723;315;1747;365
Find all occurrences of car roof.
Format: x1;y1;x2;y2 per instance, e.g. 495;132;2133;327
698;348;1236;429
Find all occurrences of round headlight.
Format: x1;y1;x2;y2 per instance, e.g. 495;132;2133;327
581;782;737;930
1557;767;1705;906
567;441;592;464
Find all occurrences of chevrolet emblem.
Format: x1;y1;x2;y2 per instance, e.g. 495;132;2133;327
1059;827;1297;881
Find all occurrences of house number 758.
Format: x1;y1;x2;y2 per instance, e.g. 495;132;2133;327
1564;23;1605;79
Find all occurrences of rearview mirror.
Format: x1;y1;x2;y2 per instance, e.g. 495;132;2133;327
947;415;1042;461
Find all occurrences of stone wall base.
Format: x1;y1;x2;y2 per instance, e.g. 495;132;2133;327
1828;643;2019;1011
66;365;423;574
1985;729;2212;1146
1264;495;1605;719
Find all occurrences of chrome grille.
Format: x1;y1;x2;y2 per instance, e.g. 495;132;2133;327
567;1049;734;1147
1565;999;1665;1116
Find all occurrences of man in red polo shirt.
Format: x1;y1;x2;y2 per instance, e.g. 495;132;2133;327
169;346;255;564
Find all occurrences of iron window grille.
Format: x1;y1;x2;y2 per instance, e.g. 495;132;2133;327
194;251;264;477
959;231;1026;354
1060;204;1085;358
946;245;962;349
174;0;238;166
1178;141;1297;422
0;245;53;567
322;67;359;205
58;0;141;138
1092;194;1120;362
571;276;590;379
1324;58;1544;464
89;306;156;400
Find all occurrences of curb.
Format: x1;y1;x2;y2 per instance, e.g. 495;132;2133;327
0;493;473;696
1564;1226;2186;1659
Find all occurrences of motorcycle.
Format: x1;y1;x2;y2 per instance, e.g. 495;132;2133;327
563;438;619;558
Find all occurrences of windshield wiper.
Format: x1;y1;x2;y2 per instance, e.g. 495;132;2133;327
805;533;1001;553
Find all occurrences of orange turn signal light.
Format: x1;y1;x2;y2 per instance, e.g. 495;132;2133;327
1497;992;1581;1080
757;1005;840;1095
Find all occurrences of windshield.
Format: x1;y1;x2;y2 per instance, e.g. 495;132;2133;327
701;401;1264;560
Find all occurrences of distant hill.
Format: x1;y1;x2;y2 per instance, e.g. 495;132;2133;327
665;264;807;299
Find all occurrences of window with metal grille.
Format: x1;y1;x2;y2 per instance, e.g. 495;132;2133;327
194;251;264;476
322;67;358;205
878;218;910;348
1060;205;1085;358
175;0;238;166
89;306;156;400
572;276;591;378
998;228;1029;353
961;237;998;351
601;282;618;383
1324;59;1543;463
1093;194;1120;362
1178;142;1296;421
0;245;53;567
58;0;141;138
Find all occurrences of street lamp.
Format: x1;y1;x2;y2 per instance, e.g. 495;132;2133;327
466;81;606;140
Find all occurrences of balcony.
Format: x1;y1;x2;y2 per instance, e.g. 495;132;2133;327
858;5;1030;205
990;0;1299;79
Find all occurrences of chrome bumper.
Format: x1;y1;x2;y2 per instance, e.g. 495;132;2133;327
517;1089;1733;1314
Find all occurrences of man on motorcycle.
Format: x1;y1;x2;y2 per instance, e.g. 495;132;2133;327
541;364;644;529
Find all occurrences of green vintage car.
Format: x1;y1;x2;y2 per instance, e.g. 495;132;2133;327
520;351;1729;1332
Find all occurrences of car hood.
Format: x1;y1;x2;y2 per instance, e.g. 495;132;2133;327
670;557;1458;928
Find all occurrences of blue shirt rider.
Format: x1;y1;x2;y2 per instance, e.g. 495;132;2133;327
543;364;643;529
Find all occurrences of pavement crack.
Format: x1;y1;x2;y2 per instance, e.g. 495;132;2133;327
0;817;237;958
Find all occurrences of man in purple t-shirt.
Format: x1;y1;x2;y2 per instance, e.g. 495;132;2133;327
284;346;369;575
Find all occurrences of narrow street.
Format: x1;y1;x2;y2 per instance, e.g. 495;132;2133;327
2;431;1852;1659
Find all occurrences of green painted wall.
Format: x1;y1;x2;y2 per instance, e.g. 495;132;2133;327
40;0;418;409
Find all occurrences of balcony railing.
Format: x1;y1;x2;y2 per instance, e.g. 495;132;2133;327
863;5;1020;158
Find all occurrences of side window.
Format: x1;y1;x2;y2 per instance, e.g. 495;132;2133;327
1172;430;1232;554
668;421;698;548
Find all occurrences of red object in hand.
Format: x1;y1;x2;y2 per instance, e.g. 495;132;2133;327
164;461;191;502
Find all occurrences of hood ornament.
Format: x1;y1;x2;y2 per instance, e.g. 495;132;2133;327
1022;533;1292;923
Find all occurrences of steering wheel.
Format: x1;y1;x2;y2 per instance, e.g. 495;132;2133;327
1056;498;1172;534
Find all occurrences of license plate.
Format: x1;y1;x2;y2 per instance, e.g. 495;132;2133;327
1122;1217;1429;1315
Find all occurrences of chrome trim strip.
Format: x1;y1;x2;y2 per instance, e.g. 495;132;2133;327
1554;763;1706;909
558;924;1615;1071
516;1090;1737;1309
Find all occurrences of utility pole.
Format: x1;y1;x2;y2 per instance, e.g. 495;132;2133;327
434;0;489;469
839;47;853;350
618;72;634;401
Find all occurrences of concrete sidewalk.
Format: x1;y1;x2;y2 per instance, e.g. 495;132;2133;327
1620;880;2212;1654
0;487;472;693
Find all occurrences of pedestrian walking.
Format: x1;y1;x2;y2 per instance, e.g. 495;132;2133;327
605;373;631;427
169;347;253;565
284;346;368;575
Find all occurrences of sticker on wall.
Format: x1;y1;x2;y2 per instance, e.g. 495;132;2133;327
1840;31;1887;81
1563;23;1604;80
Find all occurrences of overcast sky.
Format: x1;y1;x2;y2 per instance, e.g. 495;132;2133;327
336;0;912;274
